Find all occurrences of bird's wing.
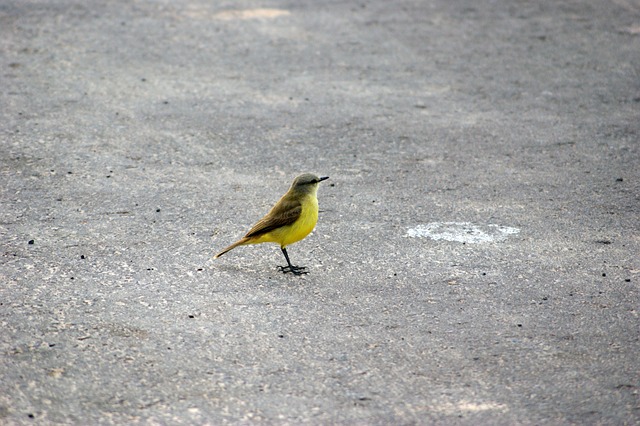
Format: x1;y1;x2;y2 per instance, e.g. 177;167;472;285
244;196;302;238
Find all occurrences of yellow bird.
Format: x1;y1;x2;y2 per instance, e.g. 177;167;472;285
214;173;329;275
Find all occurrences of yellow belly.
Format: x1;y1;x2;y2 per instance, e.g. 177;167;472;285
254;195;319;248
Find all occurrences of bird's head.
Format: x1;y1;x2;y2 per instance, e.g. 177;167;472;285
290;173;329;194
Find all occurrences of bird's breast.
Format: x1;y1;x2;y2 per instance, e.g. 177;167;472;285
279;194;319;247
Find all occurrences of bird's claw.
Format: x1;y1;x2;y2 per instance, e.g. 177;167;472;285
278;265;308;275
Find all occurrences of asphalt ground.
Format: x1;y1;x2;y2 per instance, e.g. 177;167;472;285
1;0;639;424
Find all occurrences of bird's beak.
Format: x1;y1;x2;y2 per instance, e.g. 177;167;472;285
319;176;329;182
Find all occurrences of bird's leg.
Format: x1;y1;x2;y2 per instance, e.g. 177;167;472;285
278;247;308;275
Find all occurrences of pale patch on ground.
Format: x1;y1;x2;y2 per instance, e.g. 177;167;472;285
431;400;509;415
212;9;291;21
407;222;520;243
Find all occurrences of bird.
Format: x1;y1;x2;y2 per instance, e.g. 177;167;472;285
214;173;329;275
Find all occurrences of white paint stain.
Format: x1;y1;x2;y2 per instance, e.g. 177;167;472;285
213;9;290;20
407;222;520;244
431;400;509;415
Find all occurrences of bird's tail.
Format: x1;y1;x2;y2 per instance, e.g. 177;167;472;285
213;237;249;259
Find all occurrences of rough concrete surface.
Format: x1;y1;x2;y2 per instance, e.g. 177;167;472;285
1;0;639;424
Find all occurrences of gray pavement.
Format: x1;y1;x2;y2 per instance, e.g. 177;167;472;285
1;0;639;424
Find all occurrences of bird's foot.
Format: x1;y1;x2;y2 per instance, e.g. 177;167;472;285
278;265;308;275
